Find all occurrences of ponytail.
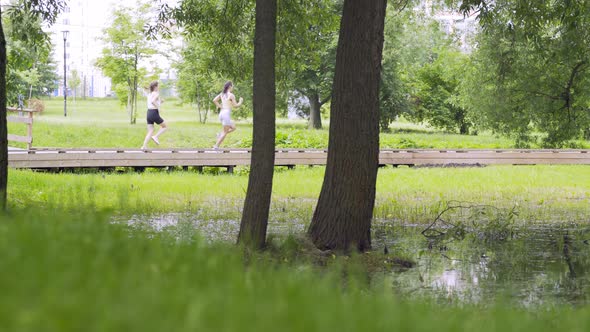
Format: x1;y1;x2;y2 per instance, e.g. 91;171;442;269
222;81;233;99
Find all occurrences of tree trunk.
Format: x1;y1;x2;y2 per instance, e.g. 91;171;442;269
0;11;7;211
459;121;470;135
308;92;322;129
127;86;132;123
131;53;139;124
132;78;138;124
307;0;387;252
238;0;277;249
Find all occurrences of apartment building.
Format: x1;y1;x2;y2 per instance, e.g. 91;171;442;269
47;0;114;97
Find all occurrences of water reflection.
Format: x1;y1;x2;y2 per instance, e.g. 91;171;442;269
378;221;590;307
117;213;590;307
119;212;306;243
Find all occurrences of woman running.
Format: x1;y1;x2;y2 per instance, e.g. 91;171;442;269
141;81;168;150
212;81;243;149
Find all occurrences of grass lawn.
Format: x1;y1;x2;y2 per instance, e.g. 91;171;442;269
7;97;530;149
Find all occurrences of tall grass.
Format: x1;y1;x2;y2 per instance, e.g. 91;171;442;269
9;165;589;223
1;209;589;332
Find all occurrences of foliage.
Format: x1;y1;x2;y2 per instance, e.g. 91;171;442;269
380;8;458;132
379;7;410;132
30;97;586;150
159;0;339;127
3;0;59;104
276;0;340;126
412;47;472;134
458;0;590;147
68;69;81;99
95;0;158;124
167;0;255;123
174;37;228;124
167;0;255;82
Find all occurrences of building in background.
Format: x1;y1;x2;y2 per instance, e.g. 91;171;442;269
46;0;180;99
47;0;113;98
417;0;479;52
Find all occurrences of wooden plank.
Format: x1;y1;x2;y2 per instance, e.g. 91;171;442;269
7;134;32;144
6;107;37;113
6;149;590;169
9;152;252;160
7;116;33;124
402;152;589;160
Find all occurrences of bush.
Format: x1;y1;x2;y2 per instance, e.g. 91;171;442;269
27;98;45;113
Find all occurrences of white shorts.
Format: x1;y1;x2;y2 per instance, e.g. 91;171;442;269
219;109;234;126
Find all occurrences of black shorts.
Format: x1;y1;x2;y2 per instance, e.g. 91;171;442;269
147;109;164;125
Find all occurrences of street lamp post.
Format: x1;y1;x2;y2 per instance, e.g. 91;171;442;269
62;30;69;117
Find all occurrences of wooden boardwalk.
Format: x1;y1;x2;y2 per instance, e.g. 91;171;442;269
7;148;590;171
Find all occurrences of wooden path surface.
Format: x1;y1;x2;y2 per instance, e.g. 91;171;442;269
7;148;590;170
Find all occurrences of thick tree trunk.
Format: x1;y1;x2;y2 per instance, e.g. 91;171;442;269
0;11;7;210
308;92;322;129
308;0;387;252
238;0;277;249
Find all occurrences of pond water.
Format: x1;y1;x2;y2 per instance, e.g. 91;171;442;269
120;212;590;307
373;221;590;307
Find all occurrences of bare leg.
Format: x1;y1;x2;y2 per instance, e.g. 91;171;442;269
215;125;236;147
141;125;155;149
153;122;168;143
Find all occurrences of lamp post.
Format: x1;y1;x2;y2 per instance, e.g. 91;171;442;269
62;30;69;117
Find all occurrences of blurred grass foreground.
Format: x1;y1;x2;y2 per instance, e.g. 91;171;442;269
1;210;590;331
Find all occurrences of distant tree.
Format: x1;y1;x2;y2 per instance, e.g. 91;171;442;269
379;7;457;132
68;69;81;101
276;0;340;129
174;37;225;124
3;0;58;103
412;48;471;134
0;0;65;210
95;1;157;124
458;0;590;147
162;0;254;124
308;0;387;252
29;52;58;98
379;7;410;132
164;0;340;129
163;0;255;83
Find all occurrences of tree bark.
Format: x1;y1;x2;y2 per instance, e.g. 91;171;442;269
308;0;387;252
0;9;7;210
131;53;139;124
238;0;277;249
307;92;322;129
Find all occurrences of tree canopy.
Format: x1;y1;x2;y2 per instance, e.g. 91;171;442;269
95;1;158;124
458;0;590;147
3;0;59;104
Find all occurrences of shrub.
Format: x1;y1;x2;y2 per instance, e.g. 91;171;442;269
27;98;45;113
